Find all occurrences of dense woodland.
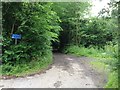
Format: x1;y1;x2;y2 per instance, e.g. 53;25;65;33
1;1;119;88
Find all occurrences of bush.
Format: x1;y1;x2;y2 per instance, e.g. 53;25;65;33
2;51;52;76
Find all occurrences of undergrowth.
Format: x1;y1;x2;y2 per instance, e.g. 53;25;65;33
1;51;52;76
63;44;118;88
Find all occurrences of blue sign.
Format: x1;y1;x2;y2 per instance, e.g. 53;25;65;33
12;34;21;39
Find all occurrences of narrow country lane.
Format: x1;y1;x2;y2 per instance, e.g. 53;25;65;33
0;53;107;88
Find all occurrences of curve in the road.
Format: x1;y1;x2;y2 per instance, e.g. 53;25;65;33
0;53;107;88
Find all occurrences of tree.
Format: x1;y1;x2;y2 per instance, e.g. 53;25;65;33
52;2;91;49
2;2;61;64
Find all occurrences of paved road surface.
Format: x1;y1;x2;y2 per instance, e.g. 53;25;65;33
0;53;107;88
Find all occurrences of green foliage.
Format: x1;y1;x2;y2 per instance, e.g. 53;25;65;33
2;51;52;76
2;2;61;75
80;18;117;47
2;2;118;88
105;71;118;88
64;43;118;88
64;45;93;56
2;2;60;63
52;2;116;48
52;2;91;47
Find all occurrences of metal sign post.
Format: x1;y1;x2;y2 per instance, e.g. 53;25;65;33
12;34;21;44
15;39;17;45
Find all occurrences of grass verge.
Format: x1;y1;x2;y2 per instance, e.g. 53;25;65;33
1;52;53;77
63;44;118;88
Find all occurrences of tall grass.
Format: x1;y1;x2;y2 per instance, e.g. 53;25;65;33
64;44;118;88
